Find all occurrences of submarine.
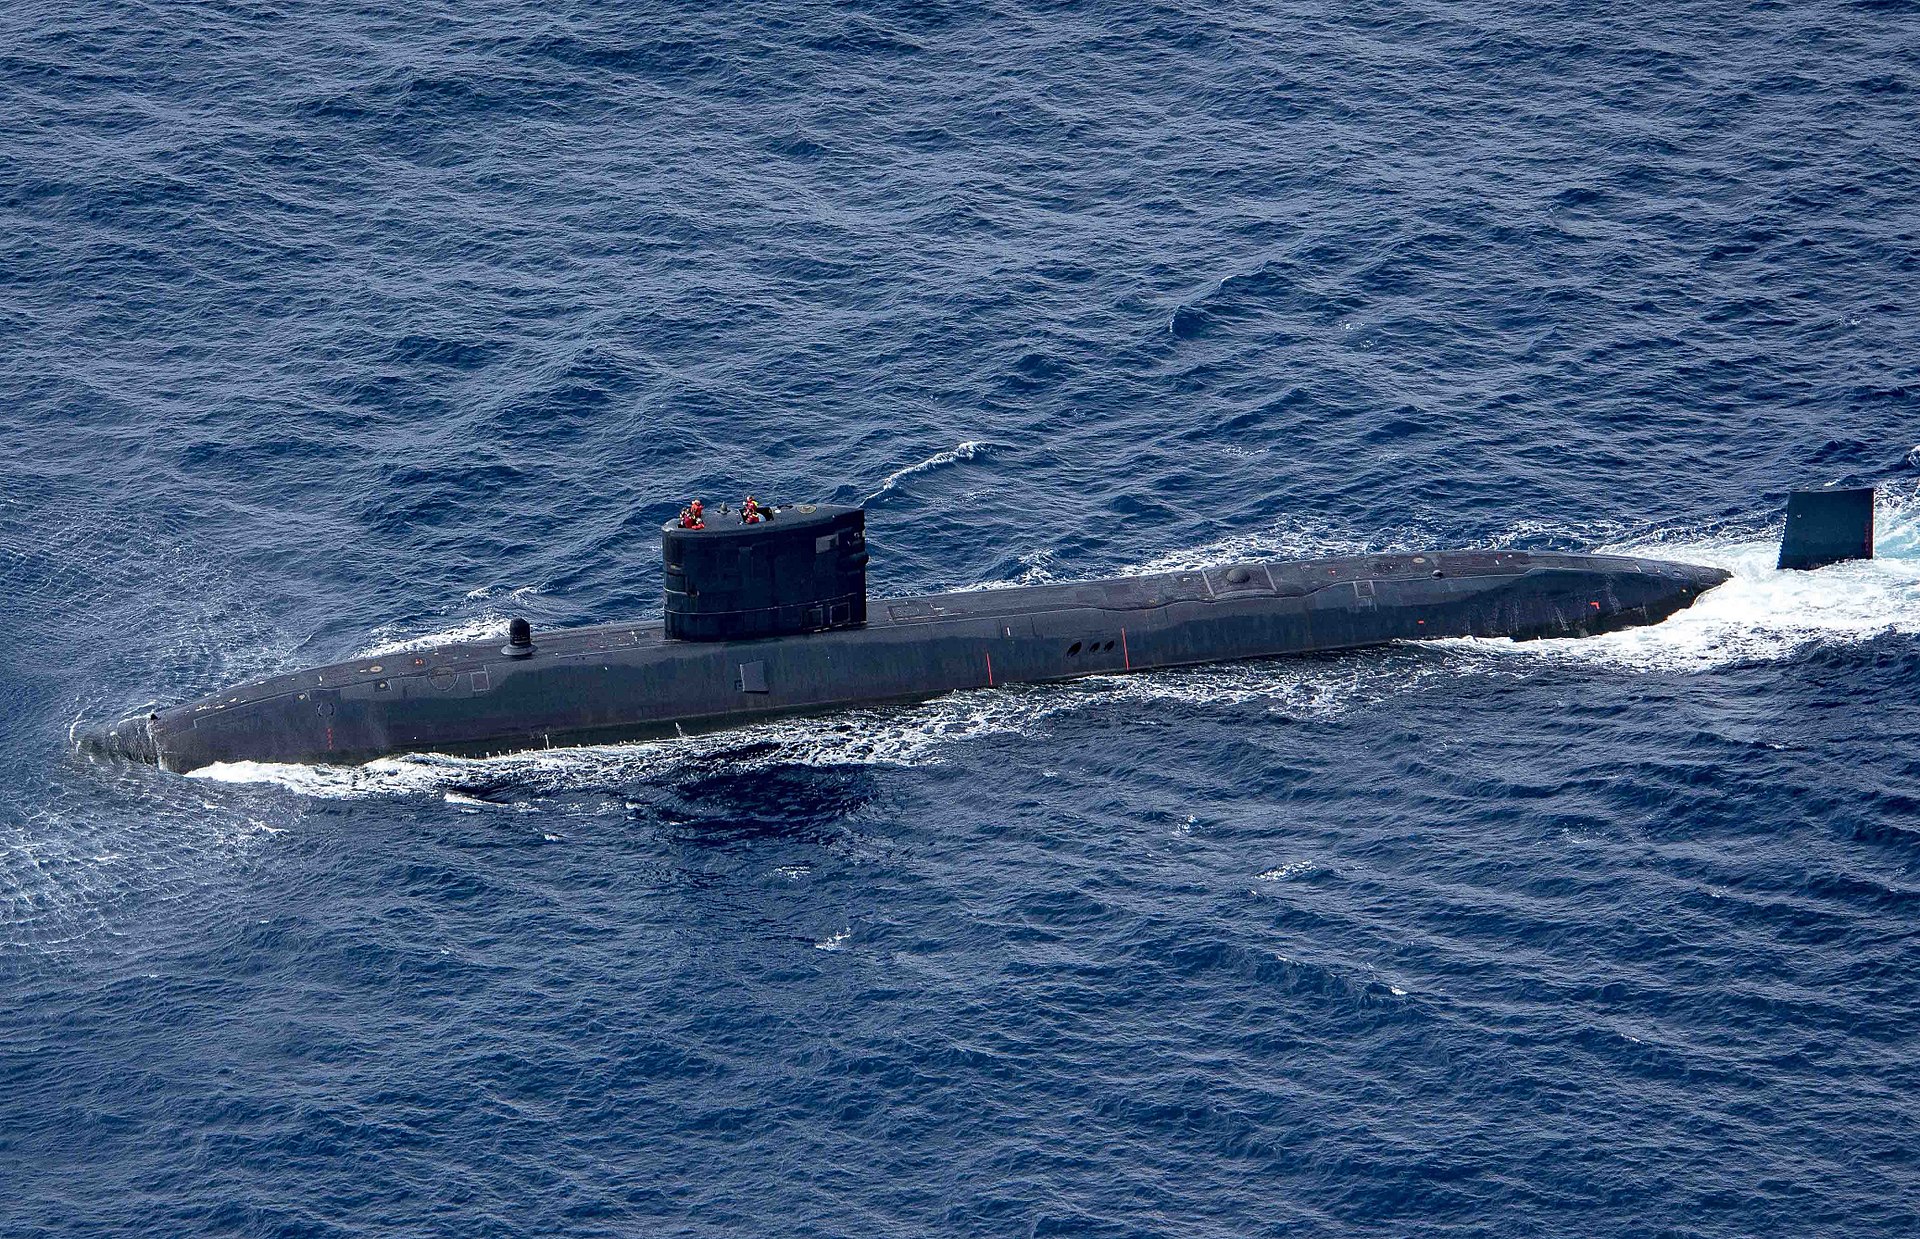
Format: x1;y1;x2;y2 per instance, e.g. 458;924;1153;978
79;486;1877;775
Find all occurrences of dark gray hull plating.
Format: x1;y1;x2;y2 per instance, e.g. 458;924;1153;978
87;549;1729;773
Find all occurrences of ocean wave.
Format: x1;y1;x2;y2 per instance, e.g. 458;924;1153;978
861;440;1005;504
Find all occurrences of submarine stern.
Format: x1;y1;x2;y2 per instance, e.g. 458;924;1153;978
1495;555;1730;642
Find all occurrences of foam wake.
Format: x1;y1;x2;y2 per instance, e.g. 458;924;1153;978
185;645;1449;801
862;440;1002;504
357;615;511;658
1441;491;1920;672
354;586;547;657
189;686;1068;799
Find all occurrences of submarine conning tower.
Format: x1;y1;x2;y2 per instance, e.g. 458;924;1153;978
662;502;869;641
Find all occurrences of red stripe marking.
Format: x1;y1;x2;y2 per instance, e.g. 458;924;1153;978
1121;627;1131;670
985;649;994;687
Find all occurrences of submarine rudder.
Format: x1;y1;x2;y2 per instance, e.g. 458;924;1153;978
1778;485;1875;571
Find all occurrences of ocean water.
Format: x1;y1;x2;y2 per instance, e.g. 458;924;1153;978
4;1;1919;1234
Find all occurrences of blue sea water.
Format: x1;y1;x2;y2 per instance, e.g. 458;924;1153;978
4;0;1920;1233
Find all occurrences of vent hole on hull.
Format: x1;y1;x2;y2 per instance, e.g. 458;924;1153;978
1067;642;1082;656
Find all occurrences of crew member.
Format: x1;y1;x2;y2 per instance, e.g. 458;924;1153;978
689;499;704;527
742;495;763;524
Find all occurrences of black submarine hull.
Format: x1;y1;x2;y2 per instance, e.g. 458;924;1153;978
85;548;1729;774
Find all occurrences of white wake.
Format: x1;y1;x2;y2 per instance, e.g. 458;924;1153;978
1443;491;1920;672
862;440;1002;504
